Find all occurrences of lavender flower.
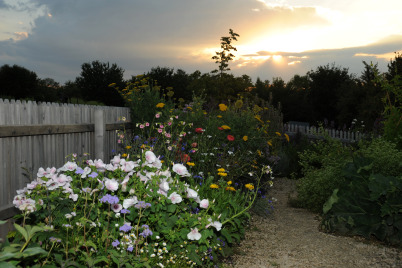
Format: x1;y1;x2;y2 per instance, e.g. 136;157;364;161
99;194;119;205
119;224;132;233
120;209;130;214
127;246;134;252
88;172;98;178
112;239;120;247
139;228;153;238
134;201;151;209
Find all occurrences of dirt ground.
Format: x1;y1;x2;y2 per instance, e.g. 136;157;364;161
224;177;402;268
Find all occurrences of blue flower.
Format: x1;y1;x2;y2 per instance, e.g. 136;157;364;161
127;246;134;252
120;209;130;214
88;172;98;178
75;168;84;174
100;194;119;205
139;228;153;238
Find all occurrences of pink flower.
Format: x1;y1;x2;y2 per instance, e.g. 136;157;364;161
145;122;150;127
155;114;160;118
172;163;191;177
140;124;144;129
160;125;164;128
168;192;182;204
158;129;163;133
195;128;204;133
200;199;209;209
105;178;119;192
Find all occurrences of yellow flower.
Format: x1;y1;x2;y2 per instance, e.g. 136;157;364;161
219;103;228;111
217;115;222;118
125;146;132;149
225;186;236;191
243;136;248;141
186;162;195;166
227;181;232;185
156;103;165;108
267;140;272;146
257;150;262;156
221;125;231;130
122;153;128;158
218;172;228;177
234;99;243;109
245;184;254;190
275;132;282;136
284;133;290;142
217;168;225;172
210;184;220;189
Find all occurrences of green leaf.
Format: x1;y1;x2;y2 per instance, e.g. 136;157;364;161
220;228;233;244
0;220;7;225
323;189;339;214
22;247;47;257
0;261;17;268
0;252;18;262
13;224;28;242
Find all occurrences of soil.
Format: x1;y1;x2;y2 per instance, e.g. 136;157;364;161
224;177;402;268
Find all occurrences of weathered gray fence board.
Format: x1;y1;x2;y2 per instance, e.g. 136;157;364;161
0;99;131;239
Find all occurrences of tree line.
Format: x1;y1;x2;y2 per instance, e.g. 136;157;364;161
0;28;400;132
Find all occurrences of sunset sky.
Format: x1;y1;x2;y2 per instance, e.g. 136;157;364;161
1;0;402;84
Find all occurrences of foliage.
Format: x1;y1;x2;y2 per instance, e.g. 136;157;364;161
75;60;125;106
322;156;402;245
0;64;39;100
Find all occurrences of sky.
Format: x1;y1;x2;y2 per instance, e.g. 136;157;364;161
1;0;402;84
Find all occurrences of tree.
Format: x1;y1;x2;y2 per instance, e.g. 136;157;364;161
386;52;402;81
211;29;239;76
0;64;39;100
36;77;60;102
75;60;125;106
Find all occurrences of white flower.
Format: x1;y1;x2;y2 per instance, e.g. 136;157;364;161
111;155;121;165
112;203;122;213
81;167;92;178
199;199;209;209
187;228;201;240
186;188;198;199
69;193;78;201
168;192;182;204
105;178;119;192
65;213;73;219
123;197;138;209
145;151;157;163
159;180;170;193
58;161;78;172
172;164;191;177
207;218;222;231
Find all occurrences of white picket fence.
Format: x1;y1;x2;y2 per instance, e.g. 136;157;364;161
284;123;365;143
0;99;131;238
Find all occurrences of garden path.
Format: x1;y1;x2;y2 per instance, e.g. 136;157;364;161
225;177;402;268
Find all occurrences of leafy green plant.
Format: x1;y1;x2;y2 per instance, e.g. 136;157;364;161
322;156;402;245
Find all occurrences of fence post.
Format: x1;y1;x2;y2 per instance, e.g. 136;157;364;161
95;109;105;161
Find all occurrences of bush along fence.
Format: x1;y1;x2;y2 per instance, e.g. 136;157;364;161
284;122;365;143
0;98;131;239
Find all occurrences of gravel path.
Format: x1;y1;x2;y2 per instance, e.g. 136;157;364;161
225;177;402;268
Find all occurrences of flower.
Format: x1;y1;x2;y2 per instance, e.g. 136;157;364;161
225;186;236;191
145;151;157;163
112;240;120;247
221;125;231;130
284;133;290;142
227;135;235;141
217;168;225;172
200;199;209;209
186;162;195;166
217;172;227;177
218;103;227;112
173;163;191;177
187;228;201;240
123;197;138;208
195;128;204;133
267;140;272;146
191;142;197;148
218;127;224;131
242;136;248;141
168;192;182;204
245;184;254;190
186;188;198;199
112;203;122;213
119;224;132;232
100;194;119;205
275;132;281;136
227;181;232;185
156;103;165;108
210;184;219;189
105;178;119;192
155;113;160;118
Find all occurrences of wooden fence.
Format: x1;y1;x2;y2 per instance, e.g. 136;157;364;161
0;99;131;239
284;122;365;143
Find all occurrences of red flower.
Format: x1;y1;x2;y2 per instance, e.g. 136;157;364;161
181;154;191;163
191;142;198;148
227;135;235;141
195;128;204;133
218;127;224;131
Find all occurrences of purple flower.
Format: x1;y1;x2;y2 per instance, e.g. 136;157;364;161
141;224;149;229
75;168;84;174
119;224;132;233
99;194;119;205
127;246;134;252
112;240;120;247
134;201;151;209
139;228;153;238
88;172;98;178
120;209;130;214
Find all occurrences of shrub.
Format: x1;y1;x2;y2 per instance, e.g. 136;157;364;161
322;156;402;245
